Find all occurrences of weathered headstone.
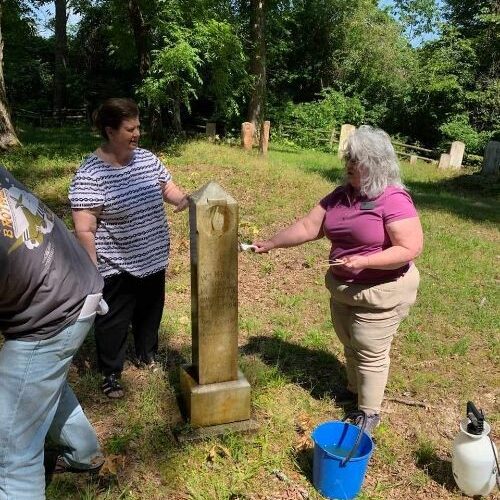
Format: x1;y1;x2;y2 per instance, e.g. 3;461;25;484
449;141;465;169
259;120;270;155
206;122;216;141
180;182;253;431
481;141;500;176
338;124;356;159
241;122;254;151
438;153;451;169
409;155;418;165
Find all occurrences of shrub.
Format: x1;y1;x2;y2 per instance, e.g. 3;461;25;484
271;89;365;150
439;114;492;155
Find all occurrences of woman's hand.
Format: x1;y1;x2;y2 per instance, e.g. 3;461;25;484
174;195;189;213
341;254;371;270
252;240;276;253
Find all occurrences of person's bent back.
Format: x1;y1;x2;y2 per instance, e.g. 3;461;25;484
0;165;105;500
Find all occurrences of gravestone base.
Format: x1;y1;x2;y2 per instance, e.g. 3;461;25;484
180;365;251;428
175;418;260;443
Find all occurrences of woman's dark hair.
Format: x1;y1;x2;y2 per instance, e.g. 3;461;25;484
93;98;139;140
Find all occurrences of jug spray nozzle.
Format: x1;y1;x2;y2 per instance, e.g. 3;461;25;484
466;401;484;435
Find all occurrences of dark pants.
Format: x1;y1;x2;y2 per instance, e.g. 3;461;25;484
95;270;166;376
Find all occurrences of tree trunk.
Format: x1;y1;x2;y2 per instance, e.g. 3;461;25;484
53;0;67;121
127;0;163;142
0;3;20;150
247;0;266;135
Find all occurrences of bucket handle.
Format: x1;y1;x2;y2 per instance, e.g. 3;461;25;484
340;410;368;466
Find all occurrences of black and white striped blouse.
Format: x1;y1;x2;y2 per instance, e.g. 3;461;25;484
69;148;172;278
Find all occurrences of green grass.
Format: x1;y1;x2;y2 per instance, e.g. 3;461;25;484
1;127;499;499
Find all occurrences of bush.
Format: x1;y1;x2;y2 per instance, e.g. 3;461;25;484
271;89;365;150
439;114;492;155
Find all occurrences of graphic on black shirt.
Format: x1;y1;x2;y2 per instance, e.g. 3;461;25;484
0;183;54;254
0;166;103;340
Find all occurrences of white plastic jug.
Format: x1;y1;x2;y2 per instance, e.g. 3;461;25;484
452;402;498;497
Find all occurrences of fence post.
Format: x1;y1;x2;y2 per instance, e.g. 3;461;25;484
329;128;336;147
409;155;418;165
259;121;270;155
206;122;216;141
241;122;253;151
338;124;356;159
449;141;465;169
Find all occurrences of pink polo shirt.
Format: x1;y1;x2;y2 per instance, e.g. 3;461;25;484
320;185;418;284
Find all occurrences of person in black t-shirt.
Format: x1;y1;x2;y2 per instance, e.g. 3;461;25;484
0;166;106;499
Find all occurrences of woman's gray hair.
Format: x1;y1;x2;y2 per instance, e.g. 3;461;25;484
344;125;404;199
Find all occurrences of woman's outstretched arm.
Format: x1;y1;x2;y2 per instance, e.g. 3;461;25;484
253;204;326;253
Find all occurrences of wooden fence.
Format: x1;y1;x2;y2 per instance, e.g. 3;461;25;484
13;107;88;126
257;123;482;168
274;123;339;149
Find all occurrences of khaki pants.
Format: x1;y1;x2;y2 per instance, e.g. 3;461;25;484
325;264;420;414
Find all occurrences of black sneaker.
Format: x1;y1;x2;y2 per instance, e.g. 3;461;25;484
53;455;104;475
344;410;381;437
101;373;124;399
355;413;380;436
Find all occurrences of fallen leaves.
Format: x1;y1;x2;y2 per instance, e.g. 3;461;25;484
206;443;232;465
294;413;313;451
100;454;126;476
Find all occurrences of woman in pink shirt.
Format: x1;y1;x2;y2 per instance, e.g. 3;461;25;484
254;126;423;435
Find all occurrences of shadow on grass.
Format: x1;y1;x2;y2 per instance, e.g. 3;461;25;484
268;145;303;155
295;446;314;483
298;164;345;186
414;447;457;493
242;335;348;401
407;175;500;224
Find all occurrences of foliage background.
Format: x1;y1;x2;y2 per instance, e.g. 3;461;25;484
1;0;499;154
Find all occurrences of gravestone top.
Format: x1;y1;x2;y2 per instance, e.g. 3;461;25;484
190;181;237;206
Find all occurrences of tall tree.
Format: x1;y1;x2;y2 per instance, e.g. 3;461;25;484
0;2;20;150
247;0;266;130
391;0;441;39
126;0;163;140
53;0;67;117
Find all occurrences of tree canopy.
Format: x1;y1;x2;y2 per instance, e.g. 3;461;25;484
0;0;498;153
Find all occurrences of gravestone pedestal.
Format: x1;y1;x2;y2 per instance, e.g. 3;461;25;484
180;367;250;427
179;181;257;439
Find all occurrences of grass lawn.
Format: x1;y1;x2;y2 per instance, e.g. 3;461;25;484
1;124;499;499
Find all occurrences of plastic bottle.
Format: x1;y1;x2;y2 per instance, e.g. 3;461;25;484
452;402;498;497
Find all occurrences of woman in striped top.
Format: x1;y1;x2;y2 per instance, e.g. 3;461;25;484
69;98;188;398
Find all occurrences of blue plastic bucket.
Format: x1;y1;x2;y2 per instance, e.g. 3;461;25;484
311;420;374;500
